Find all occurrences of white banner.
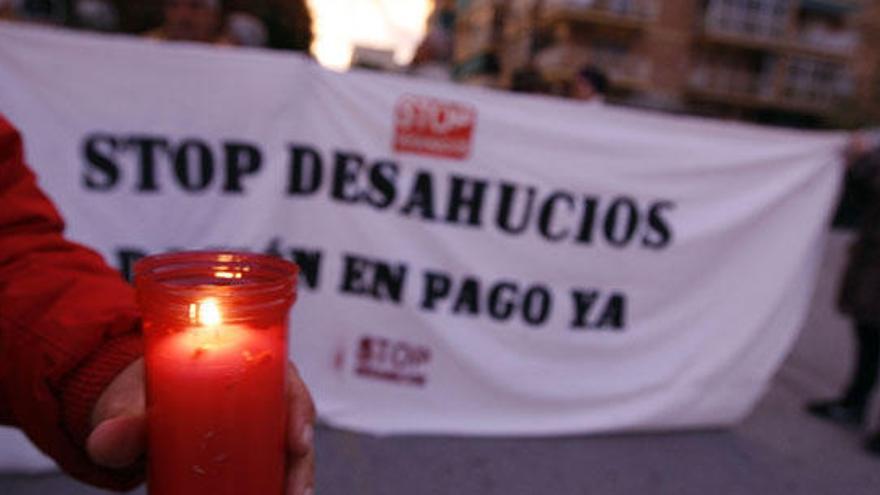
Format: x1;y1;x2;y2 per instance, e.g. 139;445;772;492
0;23;844;460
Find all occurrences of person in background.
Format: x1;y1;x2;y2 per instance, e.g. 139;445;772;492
571;65;609;103
263;0;312;53
408;0;454;80
225;11;267;48
807;131;880;456
145;0;228;44
510;66;550;95
0;114;317;492
409;28;453;80
72;0;118;32
5;0;66;25
0;0;17;20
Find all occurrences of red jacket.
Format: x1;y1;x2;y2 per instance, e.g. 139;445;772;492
0;115;142;490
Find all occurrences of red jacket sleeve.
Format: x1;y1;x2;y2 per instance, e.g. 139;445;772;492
0;115;143;490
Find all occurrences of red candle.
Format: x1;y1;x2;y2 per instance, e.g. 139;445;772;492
135;252;298;495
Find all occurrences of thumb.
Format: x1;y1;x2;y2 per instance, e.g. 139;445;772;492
86;359;147;469
87;415;147;469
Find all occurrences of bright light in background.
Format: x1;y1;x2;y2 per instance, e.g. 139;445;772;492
308;0;434;70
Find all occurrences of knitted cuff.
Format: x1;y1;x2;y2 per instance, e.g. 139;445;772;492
61;333;143;446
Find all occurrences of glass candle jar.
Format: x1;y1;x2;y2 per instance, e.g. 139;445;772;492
134;251;298;495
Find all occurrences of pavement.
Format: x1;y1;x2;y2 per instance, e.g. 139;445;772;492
2;231;879;494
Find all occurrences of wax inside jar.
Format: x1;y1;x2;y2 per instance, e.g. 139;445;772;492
145;322;287;495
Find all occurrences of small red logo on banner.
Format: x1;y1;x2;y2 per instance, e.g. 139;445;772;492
394;95;476;160
355;335;431;386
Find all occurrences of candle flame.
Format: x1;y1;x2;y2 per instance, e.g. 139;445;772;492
214;271;242;280
197;298;223;327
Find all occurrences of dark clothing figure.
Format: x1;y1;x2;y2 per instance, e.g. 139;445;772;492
809;146;880;454
511;67;549;95
839;323;880;413
838;148;880;325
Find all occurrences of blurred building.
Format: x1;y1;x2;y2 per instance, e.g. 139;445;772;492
449;0;880;127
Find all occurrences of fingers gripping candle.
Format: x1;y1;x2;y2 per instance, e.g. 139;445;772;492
135;252;298;495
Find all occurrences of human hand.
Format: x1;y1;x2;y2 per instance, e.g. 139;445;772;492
86;359;316;494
